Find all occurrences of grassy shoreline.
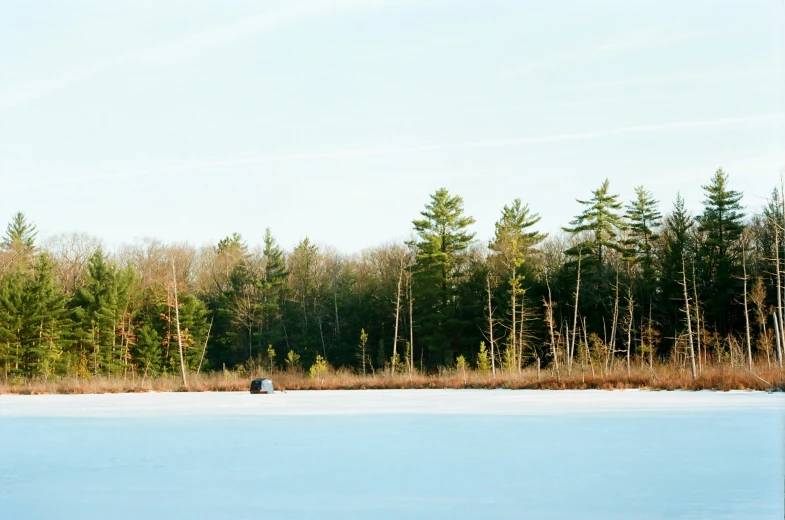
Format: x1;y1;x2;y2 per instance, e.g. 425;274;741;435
1;364;782;395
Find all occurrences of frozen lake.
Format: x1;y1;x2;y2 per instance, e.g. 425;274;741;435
1;390;783;519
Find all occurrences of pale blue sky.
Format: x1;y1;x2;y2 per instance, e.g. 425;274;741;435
1;0;783;252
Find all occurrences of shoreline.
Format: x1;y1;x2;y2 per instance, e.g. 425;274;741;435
2;365;783;395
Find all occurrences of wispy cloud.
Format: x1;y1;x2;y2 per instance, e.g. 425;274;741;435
596;27;697;53
0;62;110;110
42;112;783;186
0;0;410;110
564;66;780;92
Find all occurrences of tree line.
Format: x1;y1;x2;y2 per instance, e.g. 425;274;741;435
1;168;783;381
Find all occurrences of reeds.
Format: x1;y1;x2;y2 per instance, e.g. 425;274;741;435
1;362;782;395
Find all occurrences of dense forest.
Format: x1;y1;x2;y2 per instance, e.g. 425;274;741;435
1;169;783;382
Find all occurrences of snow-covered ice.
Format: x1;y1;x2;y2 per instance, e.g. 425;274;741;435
1;389;783;519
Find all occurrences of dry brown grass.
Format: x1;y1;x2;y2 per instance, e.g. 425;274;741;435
1;362;782;395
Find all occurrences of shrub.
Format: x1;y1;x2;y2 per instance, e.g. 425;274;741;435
477;342;490;373
309;354;328;380
285;350;301;371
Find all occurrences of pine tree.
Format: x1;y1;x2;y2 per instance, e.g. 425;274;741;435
0;255;70;377
2;212;37;252
25;254;71;377
624;186;662;322
228;259;261;361
173;293;210;371
263;228;288;287
489;199;546;372
134;323;162;377
698;169;744;257
476;341;490;372
658;194;695;347
410;188;476;366
624;186;661;269
71;250;132;376
696;169;745;332
259;228;288;347
0;270;29;376
563;179;626;272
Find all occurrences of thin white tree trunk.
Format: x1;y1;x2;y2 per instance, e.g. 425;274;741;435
570;252;582;375
392;265;403;375
510;269;516;374
607;273;620;372
197;318;213;376
626;288;634;377
518;298;525;375
774;313;783;369
776;232;785;368
583;316;594;377
486;273;496;376
565;322;570;375
408;270;414;375
172;259;187;390
742;245;753;372
778;185;785;366
681;257;697;380
691;262;702;373
545;276;558;377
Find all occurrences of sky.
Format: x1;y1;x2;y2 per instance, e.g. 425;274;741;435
0;0;783;253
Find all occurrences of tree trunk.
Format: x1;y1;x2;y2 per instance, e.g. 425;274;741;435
583;317;594;377
681;257;697;380
774;313;783;369
392;265;403;375
742;245;753;372
570;252;582;375
408;270;414;375
626;288;634;377
172;259;187;390
486;273;496;376
607;273;620;373
317;316;327;361
545;275;559;378
197;318;213;376
776;232;784;368
334;291;340;337
510;270;516;374
517;298;525;374
691;262;702;374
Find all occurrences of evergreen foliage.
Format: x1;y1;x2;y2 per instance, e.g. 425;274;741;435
2;212;37;252
410;188;476;366
563;179;626;271
0;171;779;381
696;169;745;332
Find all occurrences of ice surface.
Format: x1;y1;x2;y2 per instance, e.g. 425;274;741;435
1;390;783;519
1;388;783;417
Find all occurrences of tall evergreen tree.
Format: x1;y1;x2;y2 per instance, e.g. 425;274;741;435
134;323;162;377
24;254;71;377
0;270;29;376
696;169;745;332
410;188;476;366
227;259;261;361
71;250;133;376
0;254;70;377
259;228;289;347
657;194;695;354
2;212;37;252
490;199;546;269
489;199;546;370
563;179;626;272
624;186;662;268
624;186;662;316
